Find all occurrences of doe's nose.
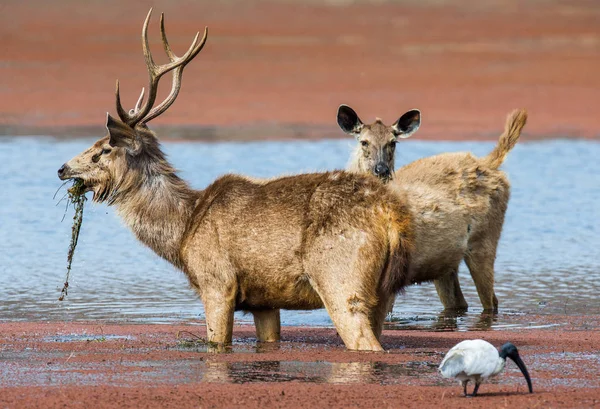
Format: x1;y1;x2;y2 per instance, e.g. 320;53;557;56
374;162;390;177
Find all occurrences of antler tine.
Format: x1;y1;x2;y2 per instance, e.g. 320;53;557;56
115;80;130;122
160;13;176;61
127;87;146;115
117;9;207;127
134;88;145;112
139;19;209;124
123;8;159;125
115;9;208;127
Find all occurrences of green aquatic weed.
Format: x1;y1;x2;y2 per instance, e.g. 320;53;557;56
59;179;86;301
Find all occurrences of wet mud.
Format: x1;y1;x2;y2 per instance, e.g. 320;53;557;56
0;320;598;408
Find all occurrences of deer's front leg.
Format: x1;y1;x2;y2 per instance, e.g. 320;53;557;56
252;309;281;342
201;284;237;348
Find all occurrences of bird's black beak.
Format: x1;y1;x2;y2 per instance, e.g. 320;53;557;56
508;352;533;393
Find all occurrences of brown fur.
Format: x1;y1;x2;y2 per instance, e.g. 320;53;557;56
57;11;414;351
339;106;528;311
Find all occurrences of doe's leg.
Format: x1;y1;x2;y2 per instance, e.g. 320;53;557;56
465;244;499;312
434;269;469;310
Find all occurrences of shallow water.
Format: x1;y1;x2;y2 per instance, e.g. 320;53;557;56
0;137;598;330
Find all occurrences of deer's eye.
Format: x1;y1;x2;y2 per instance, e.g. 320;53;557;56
102;148;112;155
360;140;369;147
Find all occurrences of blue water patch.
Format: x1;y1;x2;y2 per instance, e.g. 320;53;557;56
0;137;598;327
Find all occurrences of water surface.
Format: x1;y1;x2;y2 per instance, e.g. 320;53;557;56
1;137;598;330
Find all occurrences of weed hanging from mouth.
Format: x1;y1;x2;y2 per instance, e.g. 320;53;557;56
58;179;87;301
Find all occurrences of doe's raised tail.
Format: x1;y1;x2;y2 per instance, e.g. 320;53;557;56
483;109;528;169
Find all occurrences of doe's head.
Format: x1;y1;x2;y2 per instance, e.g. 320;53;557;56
337;104;421;183
57;9;207;203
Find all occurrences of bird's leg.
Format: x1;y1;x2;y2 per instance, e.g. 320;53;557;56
472;382;481;397
462;380;469;397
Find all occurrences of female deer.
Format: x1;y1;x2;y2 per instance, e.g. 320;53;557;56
337;105;527;312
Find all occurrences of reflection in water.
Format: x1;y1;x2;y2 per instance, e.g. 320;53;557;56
4;351;598;388
1;139;599;329
386;310;499;332
198;360;437;385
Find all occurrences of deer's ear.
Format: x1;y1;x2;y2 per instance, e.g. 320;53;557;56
392;109;421;139
106;113;142;154
337;105;364;136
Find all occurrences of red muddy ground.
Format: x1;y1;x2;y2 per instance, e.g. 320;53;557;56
0;320;599;408
1;0;599;140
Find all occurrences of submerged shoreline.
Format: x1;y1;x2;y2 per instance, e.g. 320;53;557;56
0;320;598;408
2;123;599;142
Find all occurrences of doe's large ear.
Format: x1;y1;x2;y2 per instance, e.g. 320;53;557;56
106;113;142;154
337;104;364;136
392;109;421;139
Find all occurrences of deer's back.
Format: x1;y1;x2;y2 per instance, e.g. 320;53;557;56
391;152;511;281
181;171;410;309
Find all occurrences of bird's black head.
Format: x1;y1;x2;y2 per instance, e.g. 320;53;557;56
499;342;519;360
499;342;533;393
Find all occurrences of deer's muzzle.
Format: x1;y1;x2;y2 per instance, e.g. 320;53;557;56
374;162;391;179
57;164;71;180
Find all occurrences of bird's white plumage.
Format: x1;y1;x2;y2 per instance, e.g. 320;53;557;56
439;339;505;381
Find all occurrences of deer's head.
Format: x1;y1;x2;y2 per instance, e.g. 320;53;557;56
337;105;421;183
58;9;207;203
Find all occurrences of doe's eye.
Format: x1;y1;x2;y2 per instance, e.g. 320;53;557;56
102;148;112;155
360;140;369;147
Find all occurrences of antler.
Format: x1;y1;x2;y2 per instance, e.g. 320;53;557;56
115;9;208;127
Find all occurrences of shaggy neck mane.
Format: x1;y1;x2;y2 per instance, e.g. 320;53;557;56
110;140;198;269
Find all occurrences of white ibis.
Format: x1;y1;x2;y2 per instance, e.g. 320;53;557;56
439;340;533;397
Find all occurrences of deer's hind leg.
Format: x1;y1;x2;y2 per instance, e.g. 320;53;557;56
314;283;383;351
252;309;281;342
465;184;509;312
465;241;498;312
304;236;385;351
434;269;469;311
466;204;506;311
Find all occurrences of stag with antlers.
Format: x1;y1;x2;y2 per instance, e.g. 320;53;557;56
57;10;415;351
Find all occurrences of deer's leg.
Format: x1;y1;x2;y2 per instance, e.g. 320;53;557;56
308;277;383;351
252;309;281;342
370;294;395;341
303;233;384;351
434;269;469;310
202;288;236;348
465;244;498;312
323;292;383;351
